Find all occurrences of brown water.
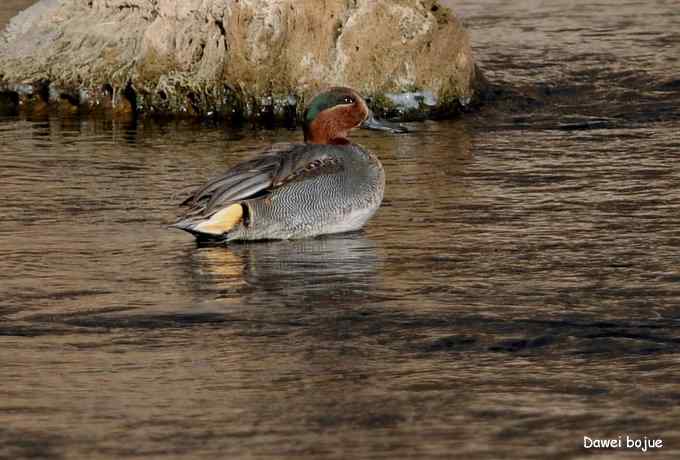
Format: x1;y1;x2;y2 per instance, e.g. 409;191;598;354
2;1;680;459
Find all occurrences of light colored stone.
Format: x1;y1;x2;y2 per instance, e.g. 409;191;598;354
0;0;484;120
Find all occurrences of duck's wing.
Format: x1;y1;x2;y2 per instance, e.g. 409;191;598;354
179;143;293;213
177;143;342;222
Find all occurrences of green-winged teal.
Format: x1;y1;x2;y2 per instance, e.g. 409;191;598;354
173;87;389;241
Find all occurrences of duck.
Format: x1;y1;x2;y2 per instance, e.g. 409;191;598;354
172;87;388;242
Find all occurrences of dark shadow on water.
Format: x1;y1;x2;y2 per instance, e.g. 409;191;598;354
7;223;680;360
0;427;65;460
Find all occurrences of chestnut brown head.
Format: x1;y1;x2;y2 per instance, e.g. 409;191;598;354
303;87;369;145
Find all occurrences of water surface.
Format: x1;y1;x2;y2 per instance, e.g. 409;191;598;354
2;1;680;459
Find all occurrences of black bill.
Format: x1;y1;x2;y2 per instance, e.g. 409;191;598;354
361;111;410;133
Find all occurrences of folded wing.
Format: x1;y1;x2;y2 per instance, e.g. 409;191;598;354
174;143;342;236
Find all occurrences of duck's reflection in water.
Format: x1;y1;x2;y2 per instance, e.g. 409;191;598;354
185;233;385;313
174;234;418;439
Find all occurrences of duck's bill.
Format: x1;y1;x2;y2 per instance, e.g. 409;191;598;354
361;112;410;133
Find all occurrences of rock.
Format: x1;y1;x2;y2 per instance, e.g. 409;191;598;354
0;0;485;122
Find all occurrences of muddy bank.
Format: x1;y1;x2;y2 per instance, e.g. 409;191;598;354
0;0;485;122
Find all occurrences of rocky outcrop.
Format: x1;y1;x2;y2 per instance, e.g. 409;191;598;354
0;0;484;121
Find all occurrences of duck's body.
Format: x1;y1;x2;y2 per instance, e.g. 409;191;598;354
174;142;384;241
173;87;385;241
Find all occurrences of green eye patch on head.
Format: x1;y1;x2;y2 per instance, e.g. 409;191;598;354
304;87;358;124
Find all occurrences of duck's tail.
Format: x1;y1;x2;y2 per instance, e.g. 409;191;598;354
171;204;244;239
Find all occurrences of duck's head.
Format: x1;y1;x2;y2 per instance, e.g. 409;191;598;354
303;87;369;145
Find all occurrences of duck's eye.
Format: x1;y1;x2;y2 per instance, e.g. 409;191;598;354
342;96;355;104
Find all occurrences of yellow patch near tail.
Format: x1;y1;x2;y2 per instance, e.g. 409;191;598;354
195;204;243;235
